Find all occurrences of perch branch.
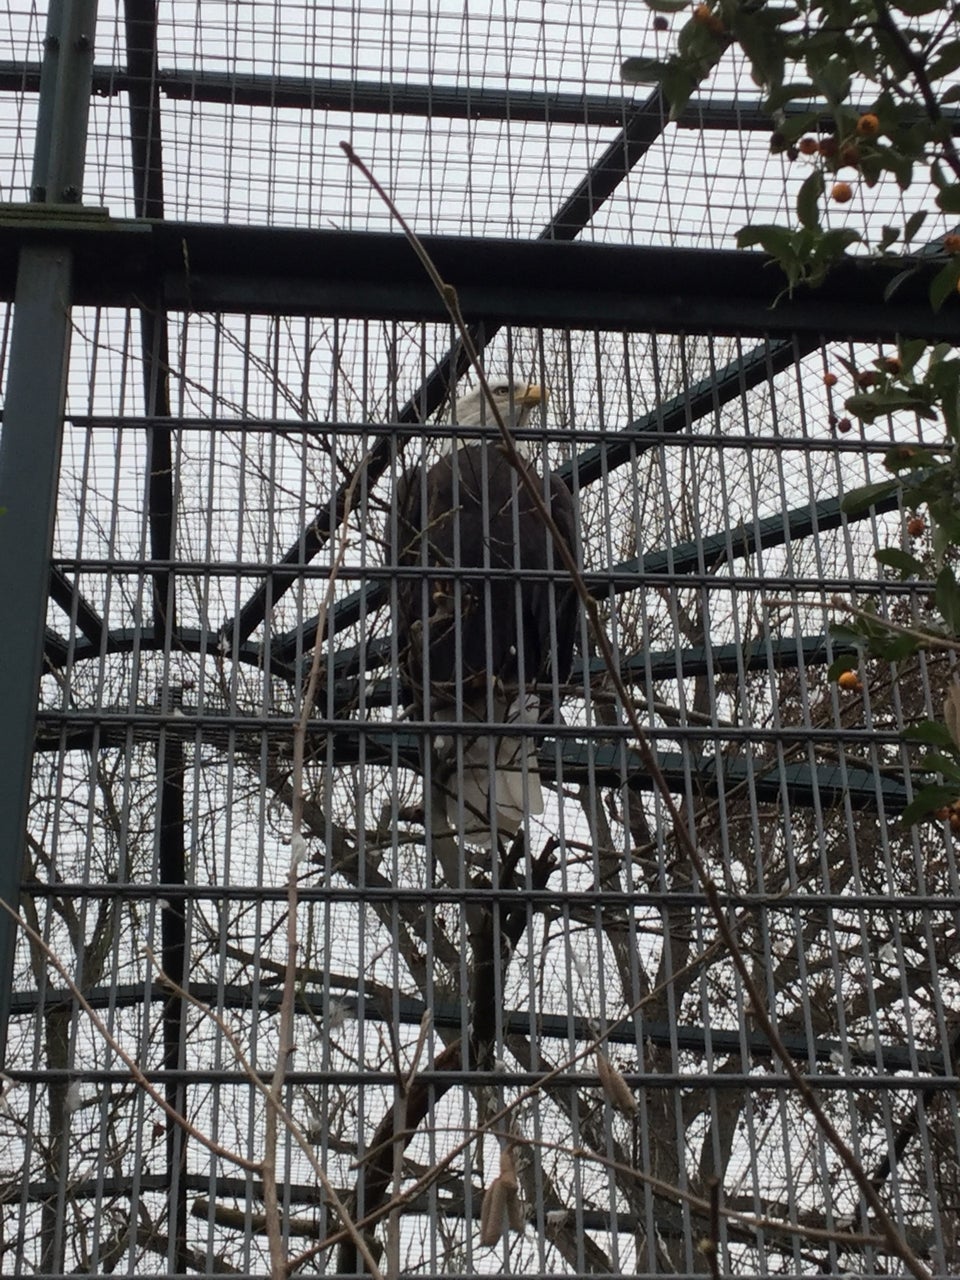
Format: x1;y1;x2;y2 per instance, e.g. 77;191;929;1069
334;835;557;1274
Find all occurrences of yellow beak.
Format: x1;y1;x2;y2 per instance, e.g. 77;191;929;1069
517;383;545;408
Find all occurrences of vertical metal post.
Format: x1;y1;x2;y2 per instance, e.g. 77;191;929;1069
120;4;189;1263
0;0;98;1062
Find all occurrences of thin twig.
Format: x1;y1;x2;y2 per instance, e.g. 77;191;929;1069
873;0;960;182
147;952;385;1280
263;456;374;1275
323;881;826;1265
340;140;934;1280
1;904;257;1171
702;1176;721;1280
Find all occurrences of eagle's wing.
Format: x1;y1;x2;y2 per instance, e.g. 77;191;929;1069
390;443;579;848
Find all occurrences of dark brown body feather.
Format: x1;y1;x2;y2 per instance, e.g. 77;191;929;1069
392;443;577;711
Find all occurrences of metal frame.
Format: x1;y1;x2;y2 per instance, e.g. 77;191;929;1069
0;0;99;1061
1;4;956;1275
0;0;938;1056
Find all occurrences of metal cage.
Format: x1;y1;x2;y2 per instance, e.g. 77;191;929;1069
1;2;959;1278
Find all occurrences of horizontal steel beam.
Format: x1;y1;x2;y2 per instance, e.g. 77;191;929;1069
7;982;936;1072
34;712;910;811
4;60;960;135
1;211;957;340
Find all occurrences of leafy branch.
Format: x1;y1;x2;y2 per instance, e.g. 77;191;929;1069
624;0;960;824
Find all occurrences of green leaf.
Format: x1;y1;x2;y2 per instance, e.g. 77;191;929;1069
871;632;922;661
662;63;700;119
777;112;822;143
936;565;960;635
928;40;960;81
884;266;920;302
762;81;816;112
735;225;797;263
897;338;928;374
645;0;690;9
878;225;899;252
875;27;914;81
814;226;862;259
929;341;954;366
829;622;865;648
796;169;824;230
936;185;960;214
844;391;938;423
918;752;960;780
903;721;957;748
902;785;960;825
883;444;940;470
942;84;960;106
933;518;958;566
850;38;877;79
895;0;949;11
621;57;672;83
677;15;728;62
827;653;859;680
928;358;960;441
875;547;924;579
811;56;851;105
930;257;960;312
928;506;960;550
884;148;914;190
903;209;927;243
840;477;900;513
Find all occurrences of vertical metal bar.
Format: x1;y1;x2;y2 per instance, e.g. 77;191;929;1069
34;0;98;205
157;689;187;1273
121;4;187;1260
0;0;98;1064
29;0;64;203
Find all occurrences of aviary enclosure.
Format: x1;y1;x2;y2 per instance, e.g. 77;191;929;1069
0;1;959;1277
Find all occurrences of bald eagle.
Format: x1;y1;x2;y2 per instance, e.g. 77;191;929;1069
392;379;578;848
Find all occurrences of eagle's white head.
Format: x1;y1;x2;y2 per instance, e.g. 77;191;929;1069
452;380;545;458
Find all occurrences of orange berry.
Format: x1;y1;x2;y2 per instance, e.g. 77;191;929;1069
653;15;669;30
857;371;878;390
831;181;854;203
951;812;960;833
840;144;860;168
837;417;852;433
837;670;861;691
883;356;902;374
890;445;918;462
798;137;819;156
945;234;960;253
823;372;839;387
907;516;925;537
818;137;839;159
856;113;880;138
692;3;724;31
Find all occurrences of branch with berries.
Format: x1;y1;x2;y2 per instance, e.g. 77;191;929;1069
623;0;960;828
624;0;960;299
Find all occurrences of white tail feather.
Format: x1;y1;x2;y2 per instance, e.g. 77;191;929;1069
437;693;542;847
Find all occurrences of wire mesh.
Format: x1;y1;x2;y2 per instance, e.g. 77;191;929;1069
5;317;958;1277
2;1;960;1278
